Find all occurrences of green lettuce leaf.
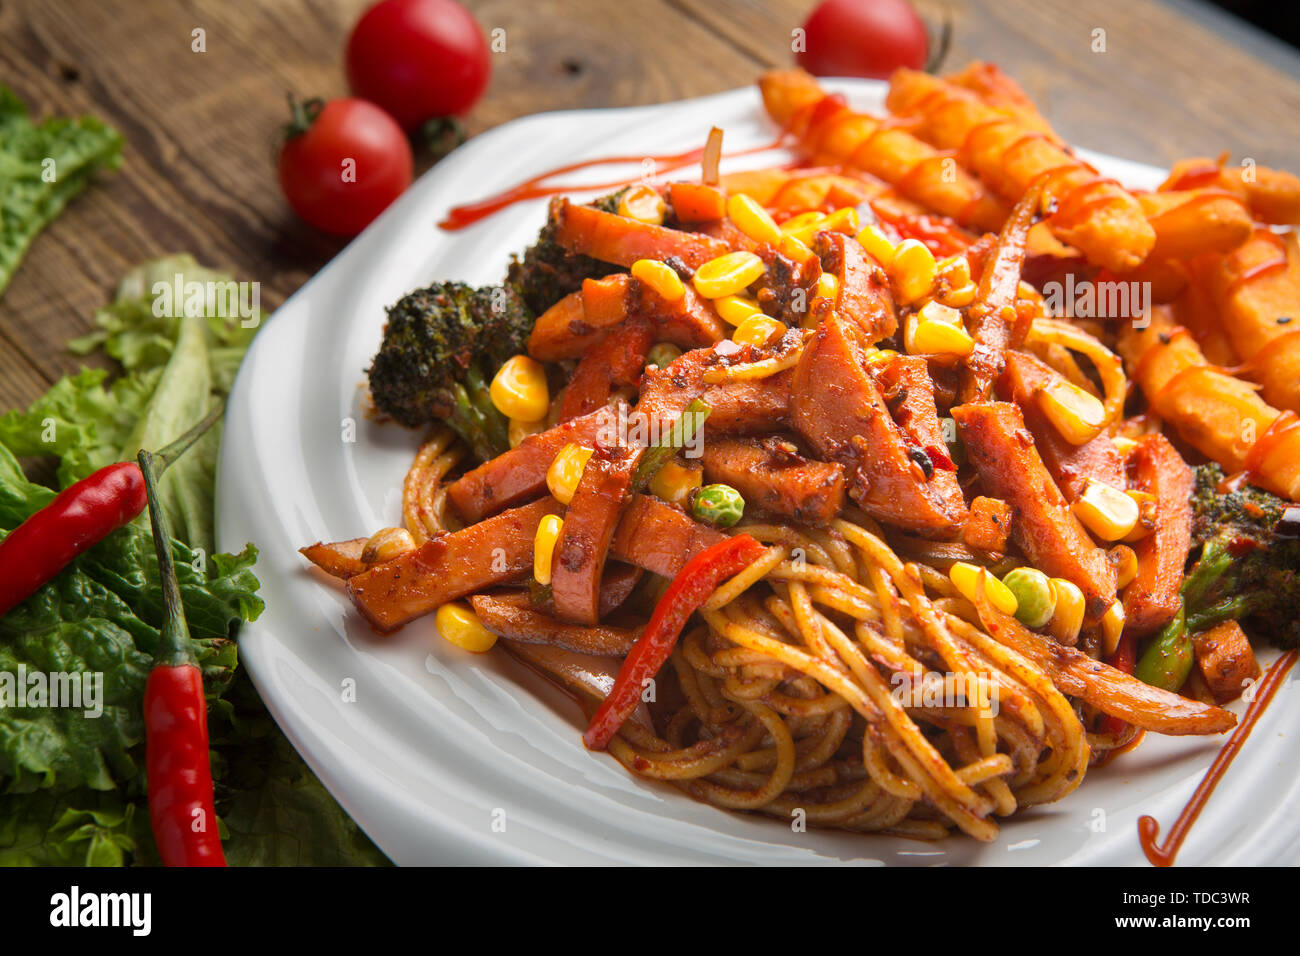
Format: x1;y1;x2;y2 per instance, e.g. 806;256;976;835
0;85;123;297
0;253;387;866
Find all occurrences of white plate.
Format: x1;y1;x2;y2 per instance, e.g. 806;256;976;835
217;79;1300;866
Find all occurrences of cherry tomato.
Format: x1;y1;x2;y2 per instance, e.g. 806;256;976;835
798;0;929;80
278;97;414;237
346;0;492;132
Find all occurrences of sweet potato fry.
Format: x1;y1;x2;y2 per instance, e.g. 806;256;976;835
952;400;1116;618
759;69;1009;232
1139;189;1253;261
1118;307;1278;474
347;498;563;632
1192;620;1262;704
887;68;1154;272
1123;434;1195;637
945;61;1061;143
1203;230;1300;413
448;403;625;523
701;436;846;524
550;197;730;269
1173;273;1239;367
470;592;640;656
1162;155;1300;225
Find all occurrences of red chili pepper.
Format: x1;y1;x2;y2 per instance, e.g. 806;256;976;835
0;402;224;619
584;533;766;750
137;448;227;867
1099;630;1136;736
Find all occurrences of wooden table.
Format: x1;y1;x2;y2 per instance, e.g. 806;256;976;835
4;0;1299;413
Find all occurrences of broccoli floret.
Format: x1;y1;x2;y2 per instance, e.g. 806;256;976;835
506;189;626;315
1184;464;1300;647
367;281;533;461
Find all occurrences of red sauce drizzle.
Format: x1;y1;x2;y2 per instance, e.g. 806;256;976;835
1138;649;1298;866
439;136;788;230
1225;229;1288;296
1244;409;1300;480
1164;162;1224;192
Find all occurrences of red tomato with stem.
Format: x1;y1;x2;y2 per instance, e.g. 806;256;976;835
346;0;492;132
797;0;932;80
278;97;414;237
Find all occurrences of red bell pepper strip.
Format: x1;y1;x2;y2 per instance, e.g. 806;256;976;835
137;448;227;867
0;401;224;619
583;533;766;750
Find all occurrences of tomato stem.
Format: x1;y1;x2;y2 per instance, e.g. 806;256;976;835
283;92;326;139
418;115;466;161
924;6;953;74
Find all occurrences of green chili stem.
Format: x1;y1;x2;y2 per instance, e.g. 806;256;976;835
137;449;195;668
153;398;226;472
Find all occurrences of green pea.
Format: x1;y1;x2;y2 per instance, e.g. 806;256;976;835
1134;605;1193;691
646;342;682;370
692;483;745;527
1002;567;1056;629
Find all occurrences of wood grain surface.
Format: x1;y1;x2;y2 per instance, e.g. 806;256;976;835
2;0;1298;413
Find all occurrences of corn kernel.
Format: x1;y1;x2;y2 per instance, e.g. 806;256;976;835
937;254;972;288
733;313;786;347
490;354;549;423
1111;436;1139;457
889;239;938;305
1047;578;1086;644
648;459;702;506
1036;379;1107;445
815;272;839;301
822;206;860;235
714;294;764;326
360;526;416;565
631;258;685;302
1109;544;1138;589
726;194;782;245
693;251;766;299
863;347;897;368
779;232;816;265
779;211;827;245
435;602;497;653
904;301;973;357
546;443;594;505
937;282;978;308
533;514;563;586
949;562;1019;617
1123;490;1158;542
509;417;545;448
1100;600;1126;657
618;184;665;224
1073;479;1140;542
855;224;897;268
